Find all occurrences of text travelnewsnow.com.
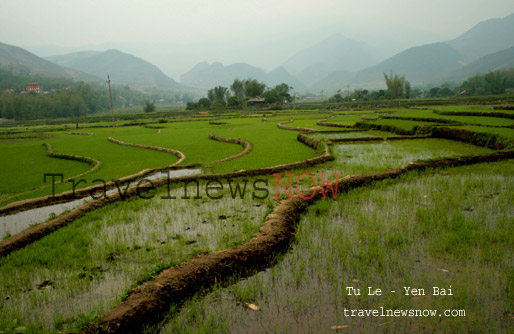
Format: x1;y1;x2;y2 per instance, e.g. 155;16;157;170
343;307;466;317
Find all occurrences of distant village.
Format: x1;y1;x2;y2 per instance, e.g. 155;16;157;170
2;82;71;95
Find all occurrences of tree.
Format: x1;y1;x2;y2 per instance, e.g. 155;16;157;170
207;86;228;106
404;81;411;99
198;98;211;108
207;89;216;102
383;71;409;99
143;99;155;113
263;83;293;104
227;96;241;107
244;79;266;98
230;79;245;99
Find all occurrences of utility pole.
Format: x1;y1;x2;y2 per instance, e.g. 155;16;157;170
347;85;350;102
107;75;115;128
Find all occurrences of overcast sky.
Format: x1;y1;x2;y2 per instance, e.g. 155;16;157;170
1;0;513;79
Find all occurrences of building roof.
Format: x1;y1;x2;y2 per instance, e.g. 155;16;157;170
247;97;265;103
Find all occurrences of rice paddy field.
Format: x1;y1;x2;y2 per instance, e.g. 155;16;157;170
0;103;513;334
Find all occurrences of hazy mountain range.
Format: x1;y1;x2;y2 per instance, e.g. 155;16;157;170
1;12;513;94
0;42;98;82
180;62;306;91
47;49;181;89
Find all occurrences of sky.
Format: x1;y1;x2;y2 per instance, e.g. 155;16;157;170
1;0;514;80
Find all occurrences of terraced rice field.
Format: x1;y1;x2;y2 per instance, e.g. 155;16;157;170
0;105;513;333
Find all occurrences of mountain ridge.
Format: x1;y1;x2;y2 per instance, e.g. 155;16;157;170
47;49;182;89
180;61;306;91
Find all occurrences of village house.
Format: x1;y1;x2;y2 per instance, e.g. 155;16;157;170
26;82;41;94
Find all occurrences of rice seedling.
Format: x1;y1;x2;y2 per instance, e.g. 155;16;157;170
159;160;513;334
0;183;270;333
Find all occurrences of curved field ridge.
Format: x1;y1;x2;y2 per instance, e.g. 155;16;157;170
207;133;253;165
326;135;432;144
44;143;101;175
382;115;513;129
436;109;514;119
382;115;461;125
66;132;94;136
328;136;384;143
0;135;332;257
356;123;514;149
82;150;514;334
277;120;317;132
107;137;186;165
317;118;354;128
0;139;193;217
0;143;101;206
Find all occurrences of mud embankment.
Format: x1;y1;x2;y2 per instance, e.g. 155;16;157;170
0;140;192;217
66;132;94;136
0;133;333;257
207;133;253;165
0;144;102;207
277;120;317;132
82;149;514;334
440;109;514;118
316;119;354;128
107;137;186;164
355;122;513;150
417;126;513;150
354;121;416;135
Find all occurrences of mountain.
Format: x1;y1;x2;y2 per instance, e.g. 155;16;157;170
180;62;305;91
355;43;466;85
309;13;514;92
311;42;466;92
281;34;377;85
308;70;356;93
267;66;306;91
47;49;181;89
444;46;514;82
447;13;514;61
0;42;99;81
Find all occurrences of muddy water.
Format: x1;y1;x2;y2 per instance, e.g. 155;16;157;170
0;169;202;237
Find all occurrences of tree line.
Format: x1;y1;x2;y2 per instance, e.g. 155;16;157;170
0;69;195;120
329;68;514;102
187;78;293;109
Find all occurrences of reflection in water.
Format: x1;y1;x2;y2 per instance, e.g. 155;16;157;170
0;169;202;237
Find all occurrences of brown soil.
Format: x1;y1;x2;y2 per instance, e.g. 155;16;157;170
206;133;253;165
316;119;354;128
107;137;186;164
328;136;384;143
79;150;513;334
0;138;332;257
0;132;330;218
0;140;191;217
277;120;317;132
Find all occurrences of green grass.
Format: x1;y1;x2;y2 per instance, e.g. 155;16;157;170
207;118;318;173
0;183;270;333
0;127;182;205
1;105;512;333
327;115;375;125
286;118;333;131
160;160;514;334
325;139;493;176
311;130;399;140
390;109;514;126
450;125;514;138
1;117;321;204
362;118;440;131
0;140;91;200
430;105;514;113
